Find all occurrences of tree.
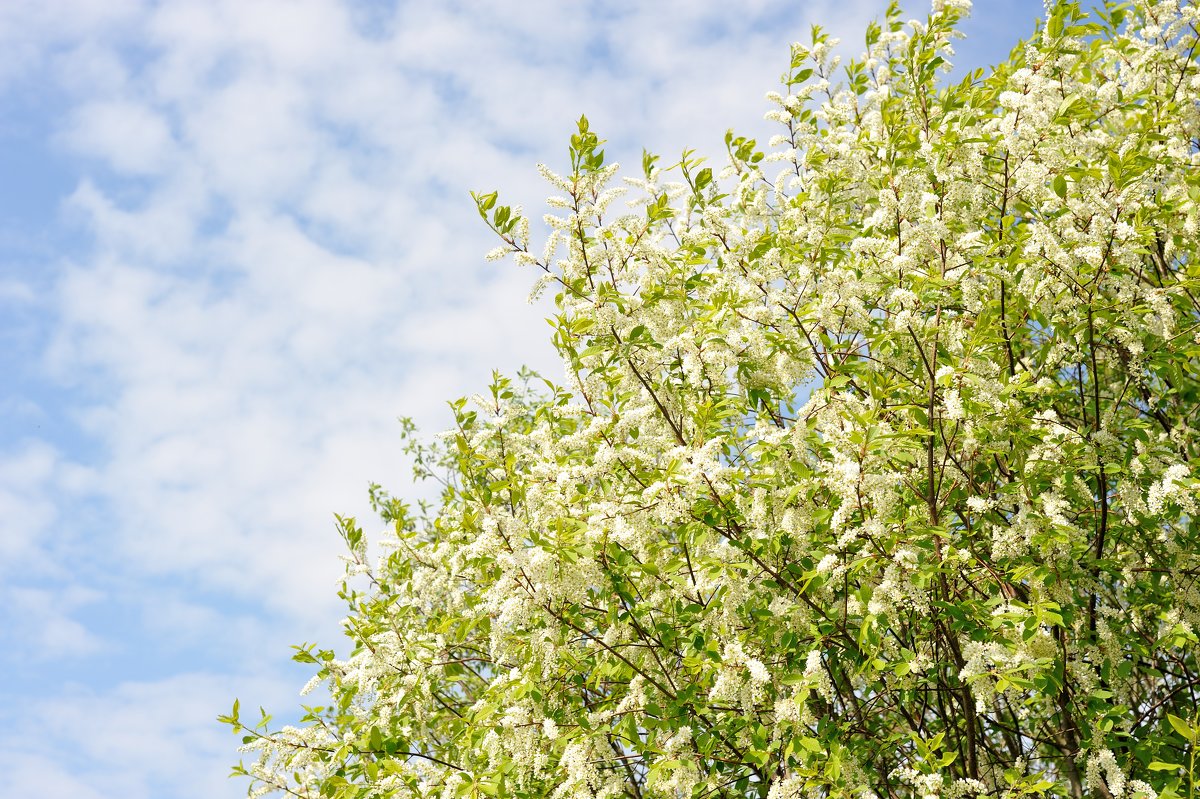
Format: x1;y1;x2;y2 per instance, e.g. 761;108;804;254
222;2;1200;798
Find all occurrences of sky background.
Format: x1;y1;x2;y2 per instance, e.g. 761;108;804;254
0;1;1047;796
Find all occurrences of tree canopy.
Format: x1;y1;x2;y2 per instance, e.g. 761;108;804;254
224;2;1200;798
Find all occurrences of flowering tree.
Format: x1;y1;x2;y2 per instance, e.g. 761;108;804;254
223;1;1200;798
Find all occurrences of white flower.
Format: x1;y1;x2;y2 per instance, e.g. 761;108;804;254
1086;749;1127;798
943;388;964;420
1148;463;1192;515
932;0;972;13
745;658;770;684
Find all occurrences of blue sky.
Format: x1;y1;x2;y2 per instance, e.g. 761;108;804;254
0;1;1046;796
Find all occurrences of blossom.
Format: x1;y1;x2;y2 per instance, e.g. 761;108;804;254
225;4;1200;798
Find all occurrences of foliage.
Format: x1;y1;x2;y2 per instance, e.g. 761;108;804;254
222;1;1200;798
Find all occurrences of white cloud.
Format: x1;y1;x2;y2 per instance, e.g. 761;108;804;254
0;279;35;303
0;0;144;89
64;176;210;262
0;671;297;799
0;440;61;572
3;584;105;658
60;100;176;175
0;752;109;799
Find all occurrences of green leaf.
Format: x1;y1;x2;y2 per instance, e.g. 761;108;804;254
1048;9;1064;37
1167;714;1197;742
1052;174;1067;199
